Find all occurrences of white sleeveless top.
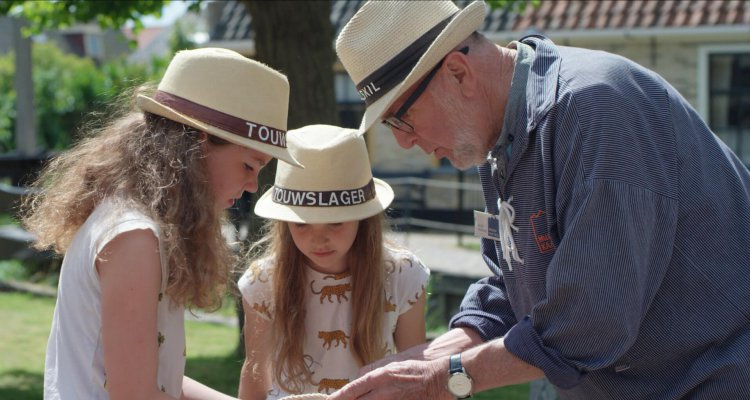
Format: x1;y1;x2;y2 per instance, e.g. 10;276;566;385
239;247;430;398
44;198;185;399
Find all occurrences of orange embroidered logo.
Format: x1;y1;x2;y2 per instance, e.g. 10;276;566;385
530;210;555;253
384;295;397;312
310;280;351;303
407;286;425;307
252;300;272;319
323;271;351;280
318;330;349;349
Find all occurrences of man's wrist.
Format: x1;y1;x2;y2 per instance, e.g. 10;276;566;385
446;353;473;398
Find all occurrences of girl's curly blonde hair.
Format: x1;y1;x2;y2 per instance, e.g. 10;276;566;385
21;86;235;310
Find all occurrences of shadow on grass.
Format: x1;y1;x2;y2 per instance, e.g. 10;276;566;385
0;357;245;400
0;355;529;400
475;383;530;400
185;353;244;396
0;369;44;400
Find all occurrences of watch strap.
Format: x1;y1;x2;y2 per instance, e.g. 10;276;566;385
449;353;464;374
447;353;472;399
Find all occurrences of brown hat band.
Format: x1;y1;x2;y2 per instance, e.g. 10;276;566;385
355;12;457;107
271;179;376;207
154;91;287;148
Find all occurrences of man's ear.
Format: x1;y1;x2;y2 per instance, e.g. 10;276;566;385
443;50;476;97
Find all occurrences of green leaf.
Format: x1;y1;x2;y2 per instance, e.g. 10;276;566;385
1;0;202;38
485;0;540;12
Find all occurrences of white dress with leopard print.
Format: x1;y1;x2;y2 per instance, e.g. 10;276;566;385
44;198;185;399
238;246;430;399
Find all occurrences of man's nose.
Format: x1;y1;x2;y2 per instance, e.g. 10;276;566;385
392;129;416;149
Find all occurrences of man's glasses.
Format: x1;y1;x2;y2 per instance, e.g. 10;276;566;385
382;46;469;134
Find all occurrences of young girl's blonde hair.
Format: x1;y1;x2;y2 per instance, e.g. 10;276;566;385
22;86;234;309
250;214;388;393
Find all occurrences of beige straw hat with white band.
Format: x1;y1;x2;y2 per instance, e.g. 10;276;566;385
335;0;486;133
137;47;302;167
254;124;394;224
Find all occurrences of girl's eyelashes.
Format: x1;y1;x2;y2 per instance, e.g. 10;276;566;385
244;163;254;172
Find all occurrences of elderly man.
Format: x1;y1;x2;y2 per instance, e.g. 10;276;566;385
329;1;750;399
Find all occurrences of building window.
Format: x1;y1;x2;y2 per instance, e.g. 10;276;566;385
700;45;750;166
335;72;364;129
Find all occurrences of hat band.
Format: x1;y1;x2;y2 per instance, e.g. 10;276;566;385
355;11;457;107
154;91;287;148
272;179;376;207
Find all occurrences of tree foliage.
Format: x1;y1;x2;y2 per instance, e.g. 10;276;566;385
486;0;540;11
0;44;167;152
0;0;193;38
0;55;13;150
0;0;200;152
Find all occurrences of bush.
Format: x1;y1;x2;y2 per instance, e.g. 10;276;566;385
0;54;16;152
0;43;167;152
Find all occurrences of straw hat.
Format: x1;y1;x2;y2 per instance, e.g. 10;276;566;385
137;47;301;167
254;125;394;224
335;0;486;133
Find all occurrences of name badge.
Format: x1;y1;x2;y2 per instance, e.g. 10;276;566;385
474;210;500;240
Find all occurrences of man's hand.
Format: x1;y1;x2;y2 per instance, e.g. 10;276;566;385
330;328;485;399
328;358;450;400
355;342;430;378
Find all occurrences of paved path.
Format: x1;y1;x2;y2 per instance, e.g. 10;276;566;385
389;231;491;279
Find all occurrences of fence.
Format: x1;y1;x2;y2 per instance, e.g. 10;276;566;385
377;170;484;235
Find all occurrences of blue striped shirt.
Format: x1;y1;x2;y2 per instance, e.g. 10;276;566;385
449;35;750;399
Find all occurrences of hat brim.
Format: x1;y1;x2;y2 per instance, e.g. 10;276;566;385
358;1;486;134
137;95;303;167
253;178;394;224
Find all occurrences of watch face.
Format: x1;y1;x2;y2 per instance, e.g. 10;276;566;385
448;373;472;397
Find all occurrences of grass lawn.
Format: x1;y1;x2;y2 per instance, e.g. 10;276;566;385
0;292;51;399
0;291;529;399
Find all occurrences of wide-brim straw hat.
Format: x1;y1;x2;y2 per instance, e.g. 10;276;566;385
336;0;486;133
254;125;394;224
137;47;301;167
279;395;327;400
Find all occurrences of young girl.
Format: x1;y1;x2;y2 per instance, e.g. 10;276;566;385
22;47;301;400
237;125;430;399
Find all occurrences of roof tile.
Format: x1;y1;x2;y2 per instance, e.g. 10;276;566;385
208;0;750;43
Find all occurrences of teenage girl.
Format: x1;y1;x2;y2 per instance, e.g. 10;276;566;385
22;48;300;399
237;125;430;399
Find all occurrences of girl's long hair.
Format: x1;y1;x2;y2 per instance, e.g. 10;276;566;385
250;214;387;393
21;86;234;309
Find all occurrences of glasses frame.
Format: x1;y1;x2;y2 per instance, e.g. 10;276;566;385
382;46;469;134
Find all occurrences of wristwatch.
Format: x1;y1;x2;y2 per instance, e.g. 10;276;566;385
447;353;473;399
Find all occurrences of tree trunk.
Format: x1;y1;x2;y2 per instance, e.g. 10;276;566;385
243;0;338;129
234;0;339;357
